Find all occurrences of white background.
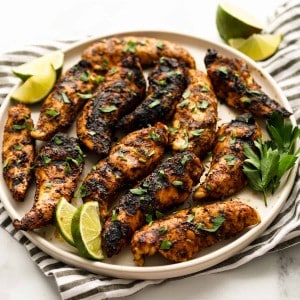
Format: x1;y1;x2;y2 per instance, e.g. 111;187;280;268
2;0;300;299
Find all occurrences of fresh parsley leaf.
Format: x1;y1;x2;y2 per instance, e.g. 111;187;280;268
243;112;299;206
196;215;225;232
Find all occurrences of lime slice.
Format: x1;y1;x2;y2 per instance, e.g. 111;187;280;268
12;50;64;81
216;1;263;42
71;201;104;260
229;34;282;61
55;197;77;246
10;63;56;104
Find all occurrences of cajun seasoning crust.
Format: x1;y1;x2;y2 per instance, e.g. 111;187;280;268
193;113;262;201
131;200;261;266
169;69;218;158
31;60;99;141
81;122;169;219
2;104;35;202
13;133;85;231
118;57;188;131
76;55;146;156
204;49;291;118
102;151;204;258
81;36;196;71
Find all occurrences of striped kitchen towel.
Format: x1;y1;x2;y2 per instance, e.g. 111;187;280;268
0;0;299;299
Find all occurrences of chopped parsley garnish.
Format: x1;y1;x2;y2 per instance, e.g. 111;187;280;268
172;180;183;186
191;129;204;136
45;109;60;118
130;187;148;195
196;215;225;232
61;92;71;103
197;100;209;110
148;99;161;108
160;240;172;250
125;40;137;53
77;92;93;99
98;105;117;113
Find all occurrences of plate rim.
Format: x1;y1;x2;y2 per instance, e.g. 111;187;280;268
0;30;298;280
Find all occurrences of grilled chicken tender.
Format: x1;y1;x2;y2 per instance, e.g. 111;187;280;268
193;113;261;201
81;122;169;219
131;200;260;266
2;104;35;201
118;57;187;130
31;60;99;141
13;133;85;231
76;55;146;156
82;36;196;71
102;151;204;257
169;69;218;157
204;49;291;118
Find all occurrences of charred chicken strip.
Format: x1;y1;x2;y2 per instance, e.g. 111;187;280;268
102;151;204;257
81;122;169;219
13;133;85;231
204;49;291;118
2;104;35;201
31;60;99;141
118;57;187;130
131;200;260;266
76;55;146;156
193;113;261;201
169;69;218;158
82;36;196;71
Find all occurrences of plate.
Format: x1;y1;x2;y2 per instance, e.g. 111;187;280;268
0;31;297;280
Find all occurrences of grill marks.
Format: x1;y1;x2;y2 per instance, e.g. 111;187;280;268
204;49;292;118
102;151;204;257
2;104;35;201
13;133;84;231
81;123;169;219
76;55;146;156
31;60;99;141
193;113;262;202
118;57;188;131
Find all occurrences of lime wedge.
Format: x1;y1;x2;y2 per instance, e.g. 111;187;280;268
55;197;77;246
71;201;104;260
229;34;282;61
216;1;263;42
12;50;64;81
10;63;56;104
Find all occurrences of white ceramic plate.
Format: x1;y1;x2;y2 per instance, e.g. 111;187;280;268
0;31;297;280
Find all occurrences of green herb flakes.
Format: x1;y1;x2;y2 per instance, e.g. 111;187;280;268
160;240;172;250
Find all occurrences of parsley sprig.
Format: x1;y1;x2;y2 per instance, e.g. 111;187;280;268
243;112;300;206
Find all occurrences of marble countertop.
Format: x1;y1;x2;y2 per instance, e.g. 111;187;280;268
1;0;300;299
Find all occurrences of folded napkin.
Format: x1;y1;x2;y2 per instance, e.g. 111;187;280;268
0;0;299;299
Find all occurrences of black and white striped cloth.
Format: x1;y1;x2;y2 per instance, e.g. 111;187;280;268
0;0;299;299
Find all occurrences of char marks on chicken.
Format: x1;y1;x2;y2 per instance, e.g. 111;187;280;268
31;60;99;141
81;122;169;219
2;104;35;201
193;113;262;201
102;151;204;257
169;69;218;158
204;49;291;118
76;55;146;156
131;200;260;266
118;57;187;130
13;133;85;231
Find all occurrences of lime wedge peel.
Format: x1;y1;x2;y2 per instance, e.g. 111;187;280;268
71;201;104;261
12;50;64;81
10;62;56;104
228;34;282;61
216;1;263;42
55;197;77;246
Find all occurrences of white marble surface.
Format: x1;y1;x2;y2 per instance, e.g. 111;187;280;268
1;0;300;299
